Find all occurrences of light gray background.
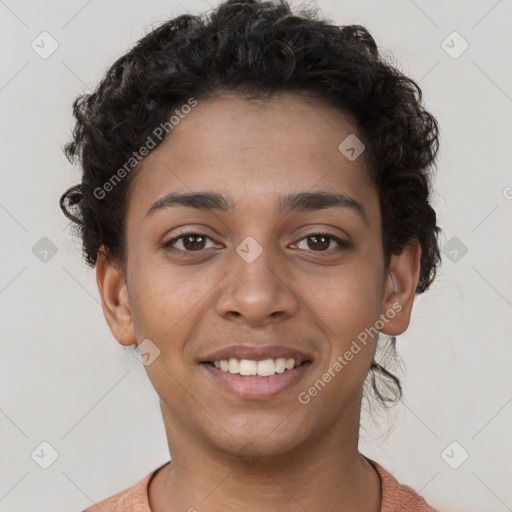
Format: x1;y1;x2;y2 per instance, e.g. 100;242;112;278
1;0;511;511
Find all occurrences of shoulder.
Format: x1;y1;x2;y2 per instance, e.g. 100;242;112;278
79;466;159;512
366;458;439;512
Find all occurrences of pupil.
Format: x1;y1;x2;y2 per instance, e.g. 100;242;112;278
184;235;205;251
309;235;329;251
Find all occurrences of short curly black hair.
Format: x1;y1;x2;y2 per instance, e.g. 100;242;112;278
60;0;441;406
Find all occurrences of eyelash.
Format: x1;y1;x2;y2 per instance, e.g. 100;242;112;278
162;230;350;255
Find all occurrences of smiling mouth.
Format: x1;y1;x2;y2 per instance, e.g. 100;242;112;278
203;357;309;377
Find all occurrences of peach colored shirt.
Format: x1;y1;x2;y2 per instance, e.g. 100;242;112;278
81;458;438;511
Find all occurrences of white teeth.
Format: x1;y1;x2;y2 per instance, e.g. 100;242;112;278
275;357;286;373
212;357;303;377
228;358;239;374
257;359;276;377
239;359;257;376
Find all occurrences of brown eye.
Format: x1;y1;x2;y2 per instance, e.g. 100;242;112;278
294;233;349;252
306;235;330;251
181;234;207;251
162;232;214;252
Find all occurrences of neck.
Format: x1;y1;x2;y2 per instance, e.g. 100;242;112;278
148;402;381;512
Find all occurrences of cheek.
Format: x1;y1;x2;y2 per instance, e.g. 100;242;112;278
130;257;195;322
127;272;193;405
305;255;383;376
127;260;224;368
127;264;190;356
305;275;379;412
308;261;383;334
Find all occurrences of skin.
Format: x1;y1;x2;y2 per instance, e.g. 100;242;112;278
96;92;421;512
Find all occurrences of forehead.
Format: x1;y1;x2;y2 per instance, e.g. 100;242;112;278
127;92;378;221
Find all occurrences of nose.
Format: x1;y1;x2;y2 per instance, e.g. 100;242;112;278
215;238;299;326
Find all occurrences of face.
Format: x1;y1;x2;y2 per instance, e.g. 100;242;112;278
97;92;419;460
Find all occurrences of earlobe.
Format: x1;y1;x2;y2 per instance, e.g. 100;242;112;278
379;241;421;336
96;247;137;346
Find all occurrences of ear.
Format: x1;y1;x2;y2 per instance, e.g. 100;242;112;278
96;246;137;346
379;241;421;336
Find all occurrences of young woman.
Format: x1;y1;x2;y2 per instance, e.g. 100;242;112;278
60;0;441;510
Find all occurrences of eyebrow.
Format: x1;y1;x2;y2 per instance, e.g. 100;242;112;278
146;190;368;224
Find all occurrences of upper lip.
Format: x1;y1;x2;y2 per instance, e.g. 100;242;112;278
201;344;313;363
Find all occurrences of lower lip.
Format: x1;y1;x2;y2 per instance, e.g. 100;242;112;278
201;362;312;400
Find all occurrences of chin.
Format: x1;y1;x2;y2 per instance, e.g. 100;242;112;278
209;417;311;460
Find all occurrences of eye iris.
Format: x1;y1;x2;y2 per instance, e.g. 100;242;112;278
183;234;206;251
308;235;330;251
